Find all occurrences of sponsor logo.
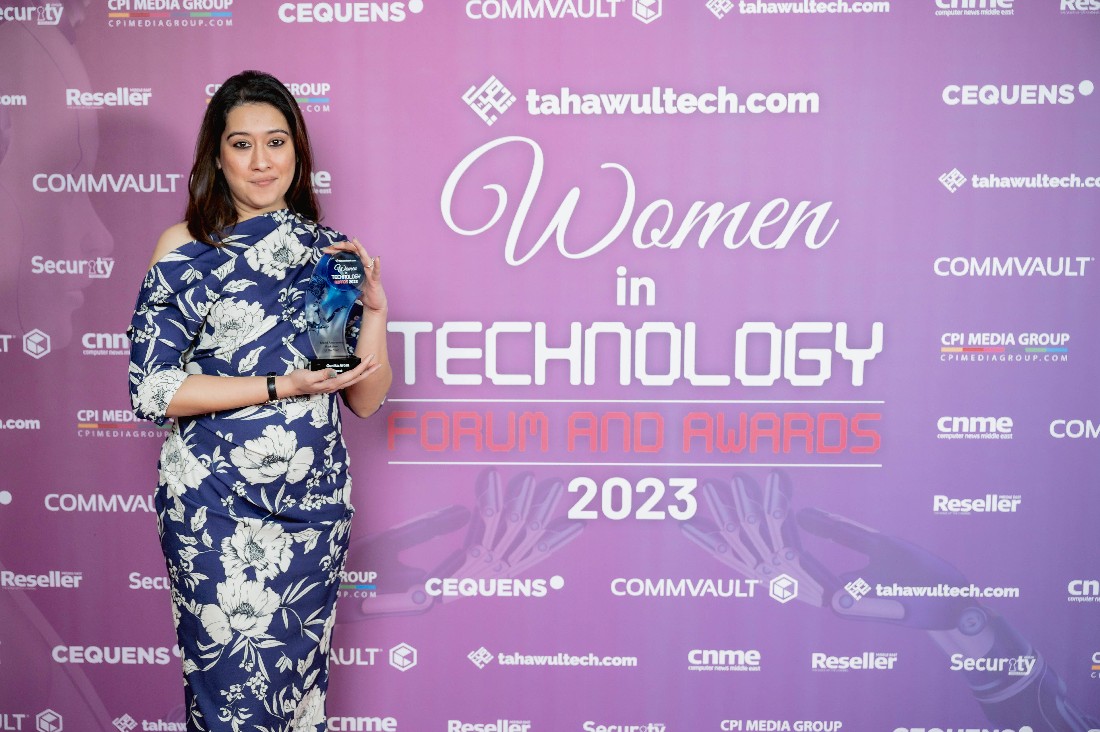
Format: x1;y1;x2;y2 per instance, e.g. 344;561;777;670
939;167;967;192
583;724;664;732
312;170;332;195
769;574;798;603
111;716;138;732
331;646;383;666
719;722;843;732
0;334;12;353
327;718;398;732
31;256;115;279
331;643;415;669
893;728;1032;732
463;76;516;126
388;642;416;671
876;583;1019;599
933;494;1021;515
707;0;735;17
934;256;1093;278
936;416;1013;440
77;408;166;438
844;577;871;601
1050;419;1100;439
0;417;41;430
66;88;152;109
338;569;377;596
687;648;761;672
1;570;83;590
524;86;820;117
716;0;891;16
0;491;12;506
468;647;638;669
23;329;50;359
277;1;425;23
82;333;130;357
425;575;564;598
934;0;1012;16
33;173;182;193
811;651;898;671
128;572;169;590
110;717;184;732
944;80;1092;105
0;3;63;25
633;0;659;22
45;492;155;513
446;721;531;732
0;93;28;107
206;82;331;112
940;332;1070;363
1062;0;1100;12
468;646;494;669
466;0;625;19
35;711;62;732
52;645;173;665
611;577;760;598
107;0;234;29
949;653;1036;676
1091;650;1100;678
1069;579;1100;602
985;173;1100;189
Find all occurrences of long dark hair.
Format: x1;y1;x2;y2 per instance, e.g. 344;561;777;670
186;70;320;246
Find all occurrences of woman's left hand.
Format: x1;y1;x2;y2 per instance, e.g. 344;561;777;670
323;237;387;314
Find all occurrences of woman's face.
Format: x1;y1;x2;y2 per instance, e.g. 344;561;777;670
217;102;296;219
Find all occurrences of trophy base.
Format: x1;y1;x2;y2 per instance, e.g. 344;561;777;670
310;356;361;375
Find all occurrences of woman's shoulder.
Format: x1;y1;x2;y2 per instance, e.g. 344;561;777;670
147;222;197;269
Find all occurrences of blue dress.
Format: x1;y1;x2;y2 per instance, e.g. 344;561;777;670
128;210;358;732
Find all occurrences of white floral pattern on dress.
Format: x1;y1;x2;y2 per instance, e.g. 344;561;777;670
229;424;315;485
199;297;279;362
221;519;294;581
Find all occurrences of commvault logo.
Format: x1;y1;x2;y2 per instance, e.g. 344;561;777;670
36;710;63;732
769;573;798;603
633;0;660;22
389;642;417;671
23;329;50;359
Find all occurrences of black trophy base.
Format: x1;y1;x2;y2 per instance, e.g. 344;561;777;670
310;356;361;375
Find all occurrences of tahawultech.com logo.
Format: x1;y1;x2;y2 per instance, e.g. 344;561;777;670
463;76;516;126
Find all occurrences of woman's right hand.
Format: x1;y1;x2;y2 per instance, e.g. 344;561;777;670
281;355;383;398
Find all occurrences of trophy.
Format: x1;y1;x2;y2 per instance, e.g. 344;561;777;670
305;251;365;374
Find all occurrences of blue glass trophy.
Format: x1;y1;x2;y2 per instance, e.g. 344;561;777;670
305;251;365;374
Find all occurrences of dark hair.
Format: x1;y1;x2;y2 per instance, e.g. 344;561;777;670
185;70;320;246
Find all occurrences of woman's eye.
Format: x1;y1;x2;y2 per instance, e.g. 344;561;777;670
269;138;286;147
232;140;251;149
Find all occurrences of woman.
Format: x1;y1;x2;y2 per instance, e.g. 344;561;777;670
127;70;390;731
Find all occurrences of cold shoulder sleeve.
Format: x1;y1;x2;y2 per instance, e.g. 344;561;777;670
127;247;223;425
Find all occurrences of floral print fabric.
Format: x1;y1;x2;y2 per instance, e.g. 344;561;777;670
127;210;359;732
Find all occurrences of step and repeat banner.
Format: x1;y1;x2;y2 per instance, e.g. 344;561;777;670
1;1;1099;730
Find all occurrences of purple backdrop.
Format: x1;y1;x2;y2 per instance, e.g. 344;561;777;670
1;1;1099;731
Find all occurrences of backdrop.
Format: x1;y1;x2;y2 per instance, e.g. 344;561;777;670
1;1;1099;731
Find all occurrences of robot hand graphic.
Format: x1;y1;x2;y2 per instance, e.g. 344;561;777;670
681;472;835;607
342;468;583;620
798;505;973;630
